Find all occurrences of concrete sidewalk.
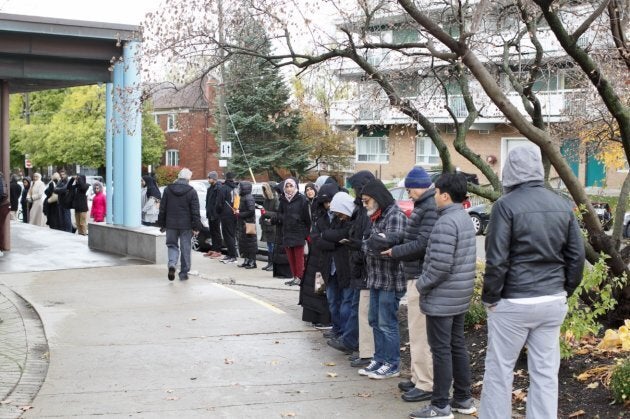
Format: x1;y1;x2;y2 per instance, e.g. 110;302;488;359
0;222;453;418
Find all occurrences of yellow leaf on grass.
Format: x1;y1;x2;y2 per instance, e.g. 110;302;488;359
326;372;338;378
598;329;621;349
568;409;586;418
587;382;599;389
576;372;591;382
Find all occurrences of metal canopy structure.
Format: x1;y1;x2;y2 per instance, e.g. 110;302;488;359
0;13;143;250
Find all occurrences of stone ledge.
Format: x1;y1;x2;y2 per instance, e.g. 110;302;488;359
87;223;165;264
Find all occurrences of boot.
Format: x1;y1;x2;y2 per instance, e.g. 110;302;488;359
261;254;272;270
237;258;250;268
245;259;257;269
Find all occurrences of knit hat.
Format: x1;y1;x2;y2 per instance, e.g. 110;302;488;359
225;172;235;181
404;167;432;189
330;192;356;217
207;171;218;180
178;168;193;180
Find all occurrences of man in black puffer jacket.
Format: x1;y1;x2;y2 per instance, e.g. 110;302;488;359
215;172;239;263
479;146;585;419
158;168;202;281
382;167;437;402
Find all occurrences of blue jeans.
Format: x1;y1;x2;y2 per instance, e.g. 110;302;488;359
340;289;360;350
326;275;343;335
266;242;274;255
166;229;193;278
426;313;471;409
368;288;404;368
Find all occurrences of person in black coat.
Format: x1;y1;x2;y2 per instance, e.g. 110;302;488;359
53;169;73;233
204;171;223;256
20;176;31;224
215;172;239;263
44;172;63;231
67;174;89;235
236;181;257;269
262;182;292;279
10;174;21;221
272;178;311;286
259;182;279;271
304;182;318;221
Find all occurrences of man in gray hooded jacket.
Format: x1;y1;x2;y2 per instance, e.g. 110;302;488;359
479;146;585;419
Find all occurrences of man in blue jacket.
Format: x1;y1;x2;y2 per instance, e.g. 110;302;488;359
158;168;202;281
479;146;585;419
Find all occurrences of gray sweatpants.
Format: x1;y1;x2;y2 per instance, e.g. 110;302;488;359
166;228;193;278
479;298;567;419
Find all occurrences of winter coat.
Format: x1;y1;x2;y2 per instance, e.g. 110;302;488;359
44;181;61;230
20;178;31;223
361;179;406;292
260;183;279;243
483;147;585;304
10;177;21;212
346;204;371;289
215;179;238;220
90;191;106;222
205;181;220;221
158;179;202;231
68;175;89;213
318;213;353;289
417;203;477;317
390;189;438;279
273;191;311;247
237;181;257;259
28;178;47;227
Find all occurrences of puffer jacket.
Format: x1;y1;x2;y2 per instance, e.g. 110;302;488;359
158;179;202;231
274;191;311;247
237;181;258;258
417;203;477;316
390;189;438;279
260;183;279;243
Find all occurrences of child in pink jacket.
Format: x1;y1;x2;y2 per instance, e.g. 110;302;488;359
90;181;106;222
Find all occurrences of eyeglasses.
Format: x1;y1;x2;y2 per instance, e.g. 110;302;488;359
284;184;295;188
361;197;372;204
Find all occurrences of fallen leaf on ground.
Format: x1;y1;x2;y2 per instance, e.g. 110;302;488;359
166;396;179;401
165;389;174;393
512;389;527;403
514;369;527;377
270;360;279;366
324;362;336;366
19;406;33;412
357;392;372;398
0;400;12;405
568;409;586;418
274;341;280;344
326;372;338;378
575;348;590;355
224;358;234;365
587;382;599;389
190;317;197;321
472;380;483;388
280;413;296;417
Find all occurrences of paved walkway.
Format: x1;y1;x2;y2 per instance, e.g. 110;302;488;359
0;222;481;418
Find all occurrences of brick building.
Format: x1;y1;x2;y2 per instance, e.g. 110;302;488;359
150;79;219;180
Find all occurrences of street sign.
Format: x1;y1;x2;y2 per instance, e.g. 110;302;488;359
219;159;228;167
24;155;32;169
220;142;232;158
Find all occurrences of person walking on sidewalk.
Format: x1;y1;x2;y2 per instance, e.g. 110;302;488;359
479;146;585;419
359;179;406;380
204;171;223;258
381;166;437;403
158;168;202;281
410;173;477;419
236;181;258;269
215;172;239;264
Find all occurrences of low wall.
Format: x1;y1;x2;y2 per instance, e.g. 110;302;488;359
88;223;166;264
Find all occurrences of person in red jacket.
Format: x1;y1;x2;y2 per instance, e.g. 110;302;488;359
90;181;106;222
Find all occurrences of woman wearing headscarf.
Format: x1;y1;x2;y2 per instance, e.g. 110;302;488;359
268;178;311;286
20;177;31;223
44;172;62;230
28;172;47;227
261;182;292;279
304;182;318;221
141;175;161;226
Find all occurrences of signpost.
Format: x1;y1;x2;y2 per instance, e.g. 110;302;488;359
220;142;232;158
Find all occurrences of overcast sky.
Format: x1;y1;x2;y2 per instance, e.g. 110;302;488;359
0;0;162;25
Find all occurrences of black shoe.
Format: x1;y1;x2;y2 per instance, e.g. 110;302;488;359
179;275;189;281
263;265;274;271
350;357;372;368
237;259;250;268
398;380;415;392
168;266;175;281
245;261;257;269
313;323;333;330
322;330;339;339
327;338;354;354
402;388;433;402
284;278;301;286
261;263;272;270
348;353;360;362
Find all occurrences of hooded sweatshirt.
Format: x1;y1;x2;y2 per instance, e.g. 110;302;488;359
482;145;585;304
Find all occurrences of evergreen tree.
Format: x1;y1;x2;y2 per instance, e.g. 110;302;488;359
222;21;309;180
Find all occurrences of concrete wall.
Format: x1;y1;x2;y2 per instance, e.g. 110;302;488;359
88;223;166;264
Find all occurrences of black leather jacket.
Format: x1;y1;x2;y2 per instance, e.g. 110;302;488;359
482;181;585;304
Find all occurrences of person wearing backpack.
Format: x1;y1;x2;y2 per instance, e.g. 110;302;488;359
215;172;239;264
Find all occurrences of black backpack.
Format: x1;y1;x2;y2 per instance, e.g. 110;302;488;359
59;186;75;209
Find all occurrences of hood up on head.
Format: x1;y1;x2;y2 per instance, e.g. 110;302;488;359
502;145;544;191
361;179;394;210
348;170;376;195
316;182;340;207
330;192;356;217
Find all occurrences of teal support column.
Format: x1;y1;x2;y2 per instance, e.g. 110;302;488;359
112;62;124;225
105;83;113;224
122;41;142;227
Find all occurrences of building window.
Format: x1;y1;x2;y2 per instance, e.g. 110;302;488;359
167;113;177;132
356;136;388;162
153;114;159;125
166;149;179;166
416;136;440;165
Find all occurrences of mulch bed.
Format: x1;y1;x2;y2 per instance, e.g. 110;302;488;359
397;305;628;418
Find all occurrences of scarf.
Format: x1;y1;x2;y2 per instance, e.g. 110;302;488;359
369;208;382;223
284;179;297;202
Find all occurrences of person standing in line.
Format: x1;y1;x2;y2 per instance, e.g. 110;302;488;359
358;179;406;380
54;169;73;233
409;173;477;419
271;177;311;286
10;174;21;221
235;180;258;269
67;174;89;235
28;172;47;227
259;182;279;270
344;170;376;369
158;168;202;281
44;172;62;230
90;181;106;222
479;146;585;419
204;171;223;258
0;172;9;255
20;176;31;224
382;167;438;403
215;172;239;264
304;182;318;221
141;175;161;226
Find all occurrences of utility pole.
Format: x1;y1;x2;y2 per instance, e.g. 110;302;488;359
217;0;228;156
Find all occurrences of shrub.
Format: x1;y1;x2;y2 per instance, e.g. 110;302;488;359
155;166;180;186
465;260;487;328
610;357;630;404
